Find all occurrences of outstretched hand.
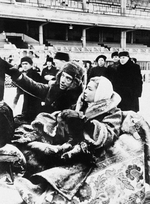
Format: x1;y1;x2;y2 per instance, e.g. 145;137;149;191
5;65;22;80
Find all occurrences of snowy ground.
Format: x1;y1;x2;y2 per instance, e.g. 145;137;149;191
4;82;150;124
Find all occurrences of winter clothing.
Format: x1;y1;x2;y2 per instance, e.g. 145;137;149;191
62;62;84;84
111;51;119;58
0;58;14;147
118;51;130;58
88;65;106;81
105;61;120;89
46;56;53;63
0;58;12;100
11;77;150;204
7;61;83;115
115;58;143;112
0;102;14;147
95;54;107;62
14;68;42;127
21;56;33;65
41;65;58;84
54;52;70;62
88;55;107;81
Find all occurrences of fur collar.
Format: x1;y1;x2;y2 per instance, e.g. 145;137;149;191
76;92;121;121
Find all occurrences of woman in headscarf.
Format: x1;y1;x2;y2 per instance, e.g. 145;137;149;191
14;77;149;204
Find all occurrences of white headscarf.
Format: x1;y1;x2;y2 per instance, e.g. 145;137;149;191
91;76;113;102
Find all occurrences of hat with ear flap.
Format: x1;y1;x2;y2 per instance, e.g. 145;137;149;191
56;61;84;89
94;76;114;102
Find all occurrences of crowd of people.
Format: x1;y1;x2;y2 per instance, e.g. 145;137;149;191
0;49;150;204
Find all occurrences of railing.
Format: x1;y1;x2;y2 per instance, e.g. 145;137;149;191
1;0;150;17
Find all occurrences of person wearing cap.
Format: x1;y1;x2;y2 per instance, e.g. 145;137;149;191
53;51;70;71
15;76;122;176
13;56;42;128
13;77;129;202
41;56;57;84
88;54;107;82
6;61;84;117
115;51;143;112
105;51;120;89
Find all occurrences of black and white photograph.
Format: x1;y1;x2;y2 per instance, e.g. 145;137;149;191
1;0;150;203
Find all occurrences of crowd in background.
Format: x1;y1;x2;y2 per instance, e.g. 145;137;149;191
4;49;143;120
0;46;149;204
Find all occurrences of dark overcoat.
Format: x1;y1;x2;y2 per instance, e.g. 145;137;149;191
115;59;143;112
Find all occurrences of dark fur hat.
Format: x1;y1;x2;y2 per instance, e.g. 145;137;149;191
54;52;70;62
56;61;84;89
111;51;119;58
119;51;130;58
95;55;107;62
21;56;33;65
46;56;53;63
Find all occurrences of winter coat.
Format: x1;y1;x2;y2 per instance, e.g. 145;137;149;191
21;68;42;122
87;65;106;82
105;61;120;89
114;59;143;112
15;71;83;115
41;66;58;84
17;93;149;204
0;102;14;147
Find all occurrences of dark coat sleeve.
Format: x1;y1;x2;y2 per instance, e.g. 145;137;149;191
0;58;13;100
15;74;49;100
132;64;143;97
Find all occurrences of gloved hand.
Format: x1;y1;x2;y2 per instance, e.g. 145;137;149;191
60;109;84;120
61;144;81;159
5;65;22;81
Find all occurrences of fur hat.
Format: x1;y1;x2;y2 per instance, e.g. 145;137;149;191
21;56;33;65
119;51;130;58
62;62;83;83
56;61;84;89
95;55;107;62
46;56;53;63
111;51;119;58
54;52;70;62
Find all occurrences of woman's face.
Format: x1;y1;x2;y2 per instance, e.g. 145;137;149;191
84;81;97;103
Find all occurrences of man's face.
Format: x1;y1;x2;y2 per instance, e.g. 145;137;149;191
59;72;73;90
113;56;119;63
21;61;32;72
119;56;129;65
97;58;105;67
